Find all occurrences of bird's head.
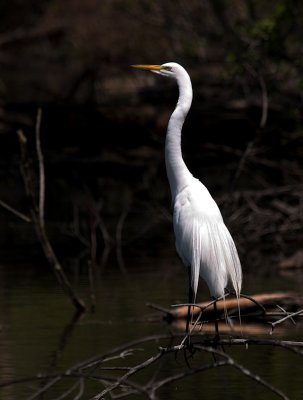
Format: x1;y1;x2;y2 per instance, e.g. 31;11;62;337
131;62;182;79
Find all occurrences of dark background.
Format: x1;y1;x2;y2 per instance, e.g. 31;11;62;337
1;0;303;271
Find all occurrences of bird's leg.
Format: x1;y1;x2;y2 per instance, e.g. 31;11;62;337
213;298;219;340
182;267;195;367
184;267;195;360
212;297;226;356
186;267;194;336
209;297;220;361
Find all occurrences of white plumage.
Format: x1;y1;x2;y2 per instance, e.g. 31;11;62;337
173;177;241;301
132;62;242;306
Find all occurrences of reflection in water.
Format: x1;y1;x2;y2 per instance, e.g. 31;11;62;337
49;310;84;371
0;253;302;399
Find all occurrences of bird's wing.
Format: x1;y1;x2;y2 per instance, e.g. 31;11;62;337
173;179;242;299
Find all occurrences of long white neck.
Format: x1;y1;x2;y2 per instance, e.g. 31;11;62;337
165;70;193;199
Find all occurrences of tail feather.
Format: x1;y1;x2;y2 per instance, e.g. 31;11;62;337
220;223;242;299
176;217;242;302
189;220;242;300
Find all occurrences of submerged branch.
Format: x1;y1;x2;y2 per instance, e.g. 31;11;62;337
1;333;301;400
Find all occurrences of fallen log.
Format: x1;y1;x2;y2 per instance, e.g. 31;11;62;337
148;292;303;320
170;319;288;336
147;292;303;336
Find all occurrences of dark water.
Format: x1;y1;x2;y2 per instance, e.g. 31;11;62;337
0;248;303;400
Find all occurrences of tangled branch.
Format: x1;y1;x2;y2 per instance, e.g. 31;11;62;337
1;331;302;400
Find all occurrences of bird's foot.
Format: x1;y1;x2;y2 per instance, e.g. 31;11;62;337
174;334;196;367
184;334;194;351
183;335;196;367
183;333;197;366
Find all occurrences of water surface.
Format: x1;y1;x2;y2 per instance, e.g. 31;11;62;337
0;249;302;399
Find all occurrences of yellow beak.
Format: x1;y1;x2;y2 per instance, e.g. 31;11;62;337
131;64;161;71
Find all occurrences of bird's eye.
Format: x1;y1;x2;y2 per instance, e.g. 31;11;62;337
162;66;172;72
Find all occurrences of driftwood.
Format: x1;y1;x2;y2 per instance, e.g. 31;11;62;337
169;292;301;318
148;292;303;336
149;292;302;319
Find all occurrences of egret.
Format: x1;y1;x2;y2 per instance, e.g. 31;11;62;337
132;63;242;334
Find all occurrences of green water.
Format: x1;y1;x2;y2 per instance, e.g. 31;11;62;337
0;249;302;399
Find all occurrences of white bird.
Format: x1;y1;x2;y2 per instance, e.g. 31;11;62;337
132;63;242;331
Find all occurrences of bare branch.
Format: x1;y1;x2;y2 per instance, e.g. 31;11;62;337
17;123;86;312
90;352;163;399
1;333;302;399
148;359;228;398
35;108;44;228
270;309;303;335
0;198;31;222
